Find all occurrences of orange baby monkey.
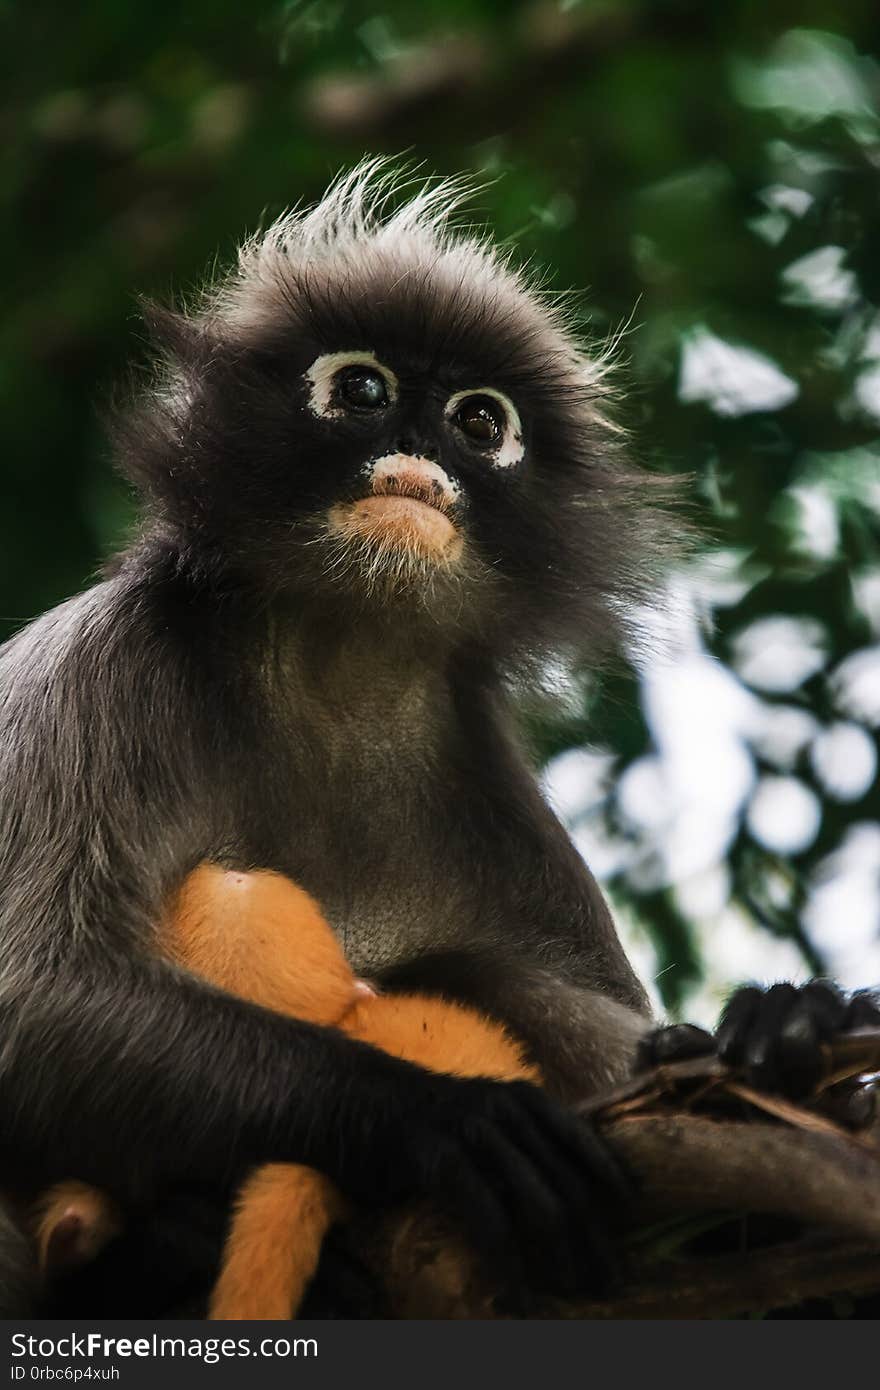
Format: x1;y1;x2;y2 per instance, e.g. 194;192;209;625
37;865;540;1319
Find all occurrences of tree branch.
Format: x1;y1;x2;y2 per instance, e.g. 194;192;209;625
364;1030;880;1317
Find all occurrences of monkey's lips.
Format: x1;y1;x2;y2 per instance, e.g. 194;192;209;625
329;487;462;560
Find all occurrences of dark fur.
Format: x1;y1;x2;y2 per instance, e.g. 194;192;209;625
0;167;685;1314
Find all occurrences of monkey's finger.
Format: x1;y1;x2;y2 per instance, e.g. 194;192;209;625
515;1085;633;1207
729;985;818;1094
801;980;848;1031
636;1022;716;1070
715;985;766;1065
434;1143;527;1293
499;1107;618;1295
507;1110;619;1293
845;989;880;1028
747;1004;817;1095
466;1126;584;1297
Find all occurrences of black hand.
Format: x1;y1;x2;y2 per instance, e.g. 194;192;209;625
330;1068;630;1300
717;981;880;1099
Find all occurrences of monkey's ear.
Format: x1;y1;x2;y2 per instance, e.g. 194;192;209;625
108;300;219;503
138;298;215;370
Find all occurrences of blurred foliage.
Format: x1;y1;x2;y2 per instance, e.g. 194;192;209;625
2;0;879;1014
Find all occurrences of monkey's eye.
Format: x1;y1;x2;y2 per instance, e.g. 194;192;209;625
452;395;505;447
336;367;389;412
445;387;523;468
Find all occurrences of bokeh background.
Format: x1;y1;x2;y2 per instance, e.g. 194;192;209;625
3;0;880;1023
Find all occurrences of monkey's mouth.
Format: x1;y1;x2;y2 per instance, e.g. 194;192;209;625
328;457;463;560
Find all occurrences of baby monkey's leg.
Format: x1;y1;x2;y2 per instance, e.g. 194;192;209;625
208;1164;346;1320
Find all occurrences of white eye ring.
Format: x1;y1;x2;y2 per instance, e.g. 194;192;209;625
305;351;399;419
445;387;524;468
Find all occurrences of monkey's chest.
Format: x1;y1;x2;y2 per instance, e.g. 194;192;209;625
284;821;469;978
258;769;479;977
232;694;498;976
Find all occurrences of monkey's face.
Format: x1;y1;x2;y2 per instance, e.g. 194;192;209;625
127;175;670;662
294;346;529;597
135;298;648;659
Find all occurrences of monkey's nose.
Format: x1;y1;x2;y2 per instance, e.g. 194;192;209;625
369;454;459;508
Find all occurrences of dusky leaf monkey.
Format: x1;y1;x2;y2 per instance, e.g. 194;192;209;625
1;161;876;1315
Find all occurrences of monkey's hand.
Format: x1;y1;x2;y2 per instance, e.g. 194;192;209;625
332;1071;629;1298
638;981;880;1099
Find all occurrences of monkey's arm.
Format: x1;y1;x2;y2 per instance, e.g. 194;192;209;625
376;845;652;1102
0;590;614;1288
0;604;377;1197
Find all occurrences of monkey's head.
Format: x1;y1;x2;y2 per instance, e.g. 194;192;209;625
119;161;677;668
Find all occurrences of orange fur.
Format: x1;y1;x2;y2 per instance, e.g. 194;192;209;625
166;866;538;1320
208;1164;345;1321
161;866;359;1027
36;865;538;1319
